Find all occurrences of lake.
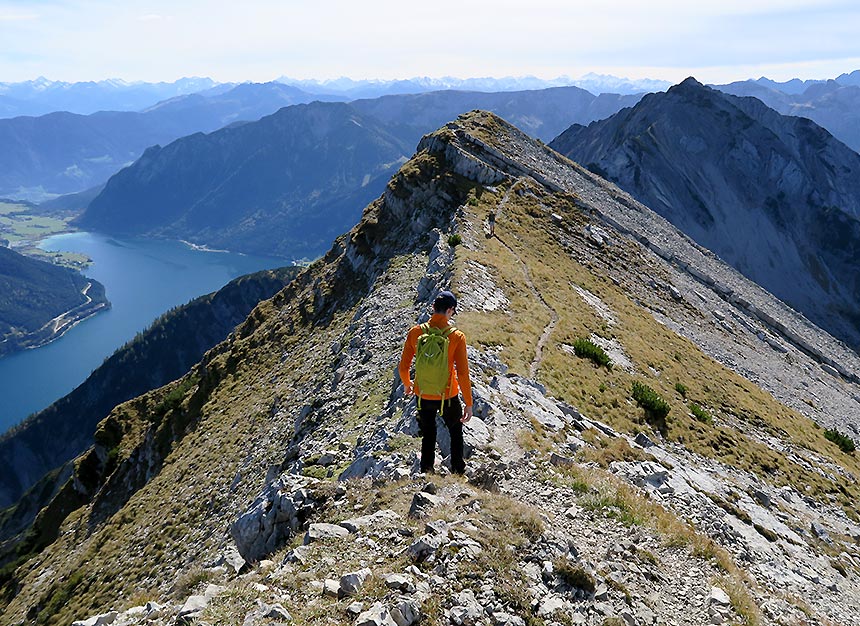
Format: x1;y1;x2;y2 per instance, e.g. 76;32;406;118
0;232;287;434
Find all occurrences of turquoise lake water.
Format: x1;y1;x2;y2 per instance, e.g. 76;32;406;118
0;232;286;434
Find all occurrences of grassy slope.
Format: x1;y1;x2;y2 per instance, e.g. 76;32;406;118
453;175;859;514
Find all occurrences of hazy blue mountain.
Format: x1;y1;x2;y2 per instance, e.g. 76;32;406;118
0;265;299;534
349;86;643;144
0;246;108;356
551;78;860;349
77;102;411;258
0;82;335;200
279;74;670;98
714;79;860;153
749;76;823;94
36;185;105;214
142;81;345;121
0;77;217;118
837;69;860;86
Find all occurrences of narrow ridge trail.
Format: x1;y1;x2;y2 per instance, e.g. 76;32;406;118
491;182;559;380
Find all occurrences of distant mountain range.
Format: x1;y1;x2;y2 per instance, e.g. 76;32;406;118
277;73;671;97
550;78;860;350
0;82;334;200
349;86;642;145
0;77;217;118
0;246;109;356
76;88;645;258
713;79;860;153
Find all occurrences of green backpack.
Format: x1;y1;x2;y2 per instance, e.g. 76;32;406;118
414;323;455;405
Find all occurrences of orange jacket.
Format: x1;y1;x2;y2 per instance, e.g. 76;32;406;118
399;313;472;406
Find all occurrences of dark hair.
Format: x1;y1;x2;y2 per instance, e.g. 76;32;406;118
433;290;458;313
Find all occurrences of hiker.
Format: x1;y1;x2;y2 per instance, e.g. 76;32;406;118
399;290;473;474
488;210;496;237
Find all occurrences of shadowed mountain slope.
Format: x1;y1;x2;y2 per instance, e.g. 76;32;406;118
550;78;860;351
77;101;412;259
0;246;108;357
715;79;860;152
3;112;860;626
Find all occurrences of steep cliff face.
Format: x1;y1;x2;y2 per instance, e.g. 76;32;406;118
550;78;860;351
3;112;860;626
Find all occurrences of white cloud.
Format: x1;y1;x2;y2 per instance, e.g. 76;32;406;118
0;12;39;21
0;0;857;83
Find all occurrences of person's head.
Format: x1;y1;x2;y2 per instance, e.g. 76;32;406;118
433;290;458;317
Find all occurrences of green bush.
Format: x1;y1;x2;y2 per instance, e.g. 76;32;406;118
689;402;712;424
447;233;462;247
632;381;670;434
573;337;611;368
674;382;687;398
824;429;856;454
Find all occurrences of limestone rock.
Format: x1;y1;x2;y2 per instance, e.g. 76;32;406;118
265;603;292;620
339;509;401;533
177;595;209;619
340;567;372;596
449;588;484;624
384;573;416;592
407;532;447;562
323;578;340;597
71;612;117;626
230;476;321;562
356;602;398;626
391;596;421;626
304;522;350;544
408;491;442;518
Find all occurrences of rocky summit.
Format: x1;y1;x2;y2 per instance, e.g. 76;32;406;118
550;78;860;352
3;111;860;626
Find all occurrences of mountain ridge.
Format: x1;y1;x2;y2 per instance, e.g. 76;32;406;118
3;111;860;626
550;78;860;351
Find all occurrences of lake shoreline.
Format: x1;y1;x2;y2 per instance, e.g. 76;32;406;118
0;281;111;358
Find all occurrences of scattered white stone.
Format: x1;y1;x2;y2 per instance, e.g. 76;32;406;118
265;603;292;620
356;602;397;626
338;510;401;533
177;595;209;619
409;492;443;518
71;612;117;626
304;522;350;544
537;594;568;617
340;567;372;596
323;578;340;597
385;573;416;592
391;596;421;626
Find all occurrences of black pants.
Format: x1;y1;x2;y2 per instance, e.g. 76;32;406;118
418;396;465;474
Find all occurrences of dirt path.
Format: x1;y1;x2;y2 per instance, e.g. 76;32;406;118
492;184;559;379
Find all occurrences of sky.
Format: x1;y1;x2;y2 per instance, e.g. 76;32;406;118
1;0;859;84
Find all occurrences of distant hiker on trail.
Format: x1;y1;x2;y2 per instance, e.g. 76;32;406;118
399;290;473;474
487;210;496;237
